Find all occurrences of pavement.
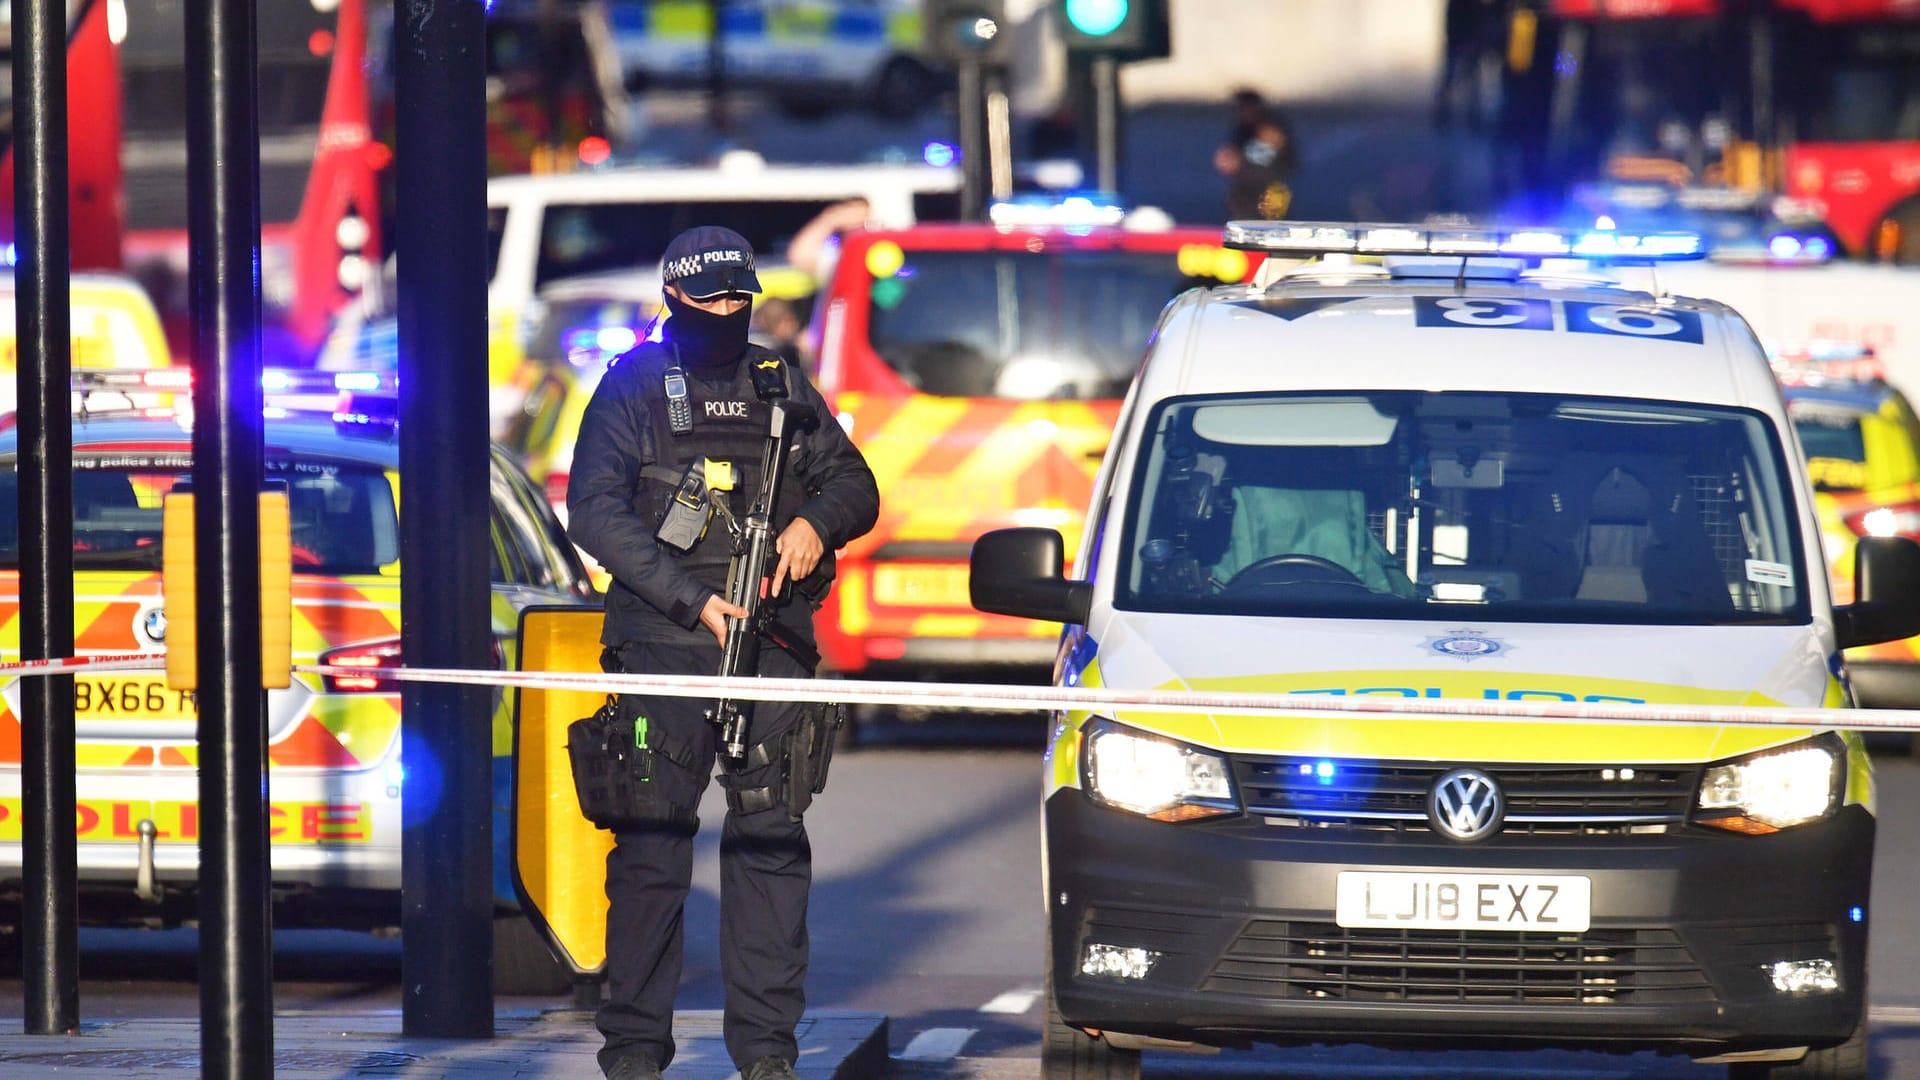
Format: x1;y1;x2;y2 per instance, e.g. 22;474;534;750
0;1008;890;1078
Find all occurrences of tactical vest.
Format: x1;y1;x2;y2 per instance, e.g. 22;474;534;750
639;344;810;593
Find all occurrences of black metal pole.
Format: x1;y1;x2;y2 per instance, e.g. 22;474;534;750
185;0;272;1073
13;0;77;1036
395;0;495;1039
957;57;986;221
1090;53;1120;194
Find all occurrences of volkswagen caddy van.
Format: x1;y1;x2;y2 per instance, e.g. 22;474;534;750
970;222;1920;1079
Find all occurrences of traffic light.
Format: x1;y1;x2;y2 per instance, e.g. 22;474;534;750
335;199;371;295
1057;0;1170;59
925;0;1011;67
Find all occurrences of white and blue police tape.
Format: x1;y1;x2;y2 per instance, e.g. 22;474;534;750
296;662;1920;733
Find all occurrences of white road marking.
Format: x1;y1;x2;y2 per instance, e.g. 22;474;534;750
978;988;1042;1015
1872;1005;1920;1025
895;1027;976;1061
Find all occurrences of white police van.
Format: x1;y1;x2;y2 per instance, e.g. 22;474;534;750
970;221;1920;1079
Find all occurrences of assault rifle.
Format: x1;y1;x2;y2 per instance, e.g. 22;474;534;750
708;398;820;760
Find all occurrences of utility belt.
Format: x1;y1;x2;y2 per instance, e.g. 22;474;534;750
564;655;844;829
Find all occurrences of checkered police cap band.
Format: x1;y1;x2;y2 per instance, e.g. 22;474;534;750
661;226;762;299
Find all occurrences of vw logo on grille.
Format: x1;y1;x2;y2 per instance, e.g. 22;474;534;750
1428;768;1504;842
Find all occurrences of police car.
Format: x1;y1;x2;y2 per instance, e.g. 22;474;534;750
970;222;1920;1078
0;371;598;992
1775;345;1920;724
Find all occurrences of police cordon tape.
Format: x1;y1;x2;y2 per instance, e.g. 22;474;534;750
13;652;1920;733
295;662;1920;733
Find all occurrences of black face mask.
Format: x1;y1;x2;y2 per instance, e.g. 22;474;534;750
664;294;752;374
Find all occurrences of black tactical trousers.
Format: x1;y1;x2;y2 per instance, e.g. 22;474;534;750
595;639;812;1076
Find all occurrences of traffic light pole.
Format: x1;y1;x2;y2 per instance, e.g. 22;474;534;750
1091;53;1121;194
985;66;1013;202
958;57;988;220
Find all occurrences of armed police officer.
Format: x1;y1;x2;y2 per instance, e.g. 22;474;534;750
567;226;878;1080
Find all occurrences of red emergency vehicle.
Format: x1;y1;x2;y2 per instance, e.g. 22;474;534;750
808;200;1259;684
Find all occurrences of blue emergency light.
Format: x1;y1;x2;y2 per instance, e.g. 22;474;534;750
988;191;1129;229
1224;221;1707;263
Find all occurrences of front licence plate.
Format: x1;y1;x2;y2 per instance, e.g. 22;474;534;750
1335;871;1591;932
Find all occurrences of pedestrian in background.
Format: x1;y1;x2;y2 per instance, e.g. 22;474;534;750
567;225;879;1080
1216;90;1296;220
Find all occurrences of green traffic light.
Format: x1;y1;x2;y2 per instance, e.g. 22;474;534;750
1065;0;1128;36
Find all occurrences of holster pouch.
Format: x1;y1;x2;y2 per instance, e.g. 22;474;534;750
719;700;843;822
566;694;701;832
782;701;844;822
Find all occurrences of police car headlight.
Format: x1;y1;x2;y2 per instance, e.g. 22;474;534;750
1696;737;1843;833
1082;719;1237;823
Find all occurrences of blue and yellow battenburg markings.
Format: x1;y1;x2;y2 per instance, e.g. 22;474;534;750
1047;650;1862;803
610;1;918;47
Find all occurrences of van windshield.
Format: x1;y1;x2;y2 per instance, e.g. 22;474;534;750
1116;392;1808;625
864;249;1207;400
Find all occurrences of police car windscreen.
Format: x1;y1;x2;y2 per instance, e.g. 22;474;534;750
1788;403;1872;493
0;458;399;575
1116;392;1808;625
863;250;1208;400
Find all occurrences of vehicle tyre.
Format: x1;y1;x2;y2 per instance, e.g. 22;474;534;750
1873;198;1920;264
1726;1015;1868;1080
869;57;935;121
494;912;575;996
1043;952;1142;1080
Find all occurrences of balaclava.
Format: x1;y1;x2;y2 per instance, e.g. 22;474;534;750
665;292;752;375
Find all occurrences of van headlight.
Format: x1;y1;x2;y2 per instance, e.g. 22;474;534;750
1695;737;1844;834
1082;719;1238;823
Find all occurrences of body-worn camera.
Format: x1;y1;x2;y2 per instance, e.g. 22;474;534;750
656;458;736;552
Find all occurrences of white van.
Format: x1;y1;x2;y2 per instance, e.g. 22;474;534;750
971;221;1920;1079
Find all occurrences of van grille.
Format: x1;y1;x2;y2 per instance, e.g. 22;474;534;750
1236;757;1698;835
1205;920;1716;1005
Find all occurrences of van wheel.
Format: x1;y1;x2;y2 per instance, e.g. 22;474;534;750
494;912;574;996
1043;954;1141;1080
1726;1015;1868;1080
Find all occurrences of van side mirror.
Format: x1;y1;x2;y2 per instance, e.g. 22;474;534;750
970;528;1093;624
1836;536;1920;649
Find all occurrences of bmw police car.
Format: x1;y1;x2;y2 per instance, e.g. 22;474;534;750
0;371;598;991
971;222;1920;1078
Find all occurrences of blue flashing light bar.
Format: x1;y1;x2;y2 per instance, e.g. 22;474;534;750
1225;221;1707;263
73;368;396;396
988;191;1128;229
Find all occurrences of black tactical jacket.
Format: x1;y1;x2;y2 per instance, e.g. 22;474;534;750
567;340;879;650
